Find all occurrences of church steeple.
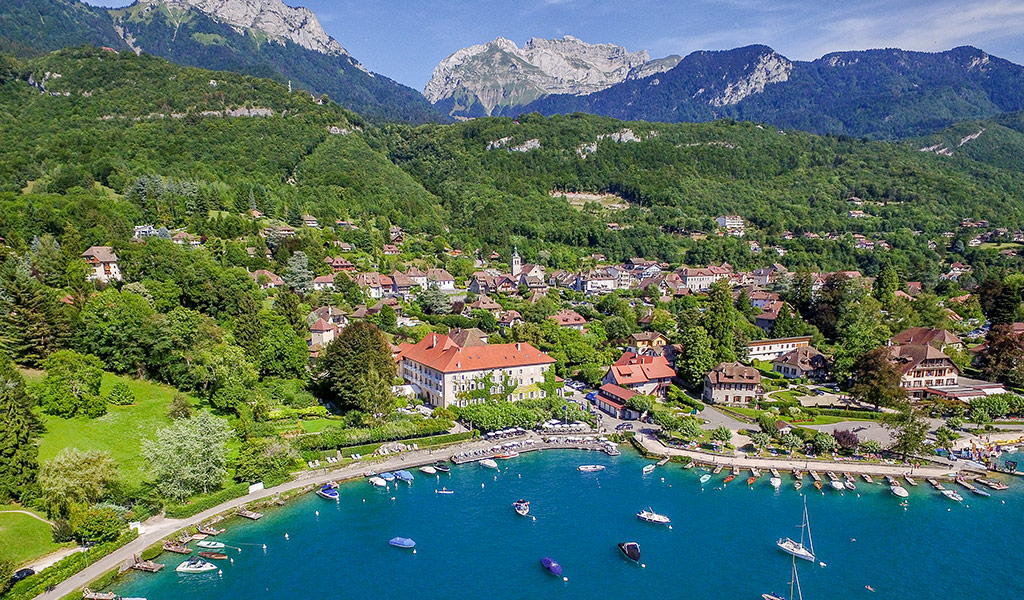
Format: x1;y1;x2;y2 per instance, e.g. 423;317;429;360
511;246;522;277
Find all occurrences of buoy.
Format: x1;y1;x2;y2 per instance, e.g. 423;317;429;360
948;508;951;512
481;483;485;488
532;516;536;521
857;494;861;498
230;558;234;564
641;563;646;568
315;510;319;516
363;499;366;502
284;533;289;540
563;576;568;582
262;544;267;550
391;496;396;501
819;562;826;567
218;570;223;577
413;549;417;554
668;525;673;530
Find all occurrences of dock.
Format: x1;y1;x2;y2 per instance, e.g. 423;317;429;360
809;471;821;482
83;590;117;600
237;509;263;520
161;541;190;554
130;554;164;573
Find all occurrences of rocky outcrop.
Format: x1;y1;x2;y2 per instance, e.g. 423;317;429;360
425;35;650;116
707;51;792;106
144;0;352;57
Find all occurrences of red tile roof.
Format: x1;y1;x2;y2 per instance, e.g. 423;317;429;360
548;309;587;327
608;352;675;385
599;383;637;405
397;334;554;374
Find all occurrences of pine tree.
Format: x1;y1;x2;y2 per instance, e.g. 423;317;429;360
873;261;899;305
283;251;313;295
318;321;396;416
0;260;55;366
0;355;39;502
703;279;736;363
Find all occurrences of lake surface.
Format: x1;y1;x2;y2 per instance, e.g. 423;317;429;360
114;449;1024;599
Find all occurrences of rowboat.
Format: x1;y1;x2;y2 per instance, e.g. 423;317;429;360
813;481;823;490
890;485;909;498
794;480;803;490
976;478;1009;490
637;507;671;525
198;551;228;560
196;541;224;550
927;478;945;490
700;474;712;484
794;470;804;481
419;466;437;475
723;474;736;484
578;465;606;472
808;471;821;482
747;476;758;486
162;541;191;554
480;459;498;469
643;464;657;475
751;468;762;477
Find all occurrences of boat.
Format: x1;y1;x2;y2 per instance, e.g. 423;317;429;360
776;497;816;562
368;476;387;487
395;470;414;483
844;480;856;491
196;525;224;536
862;474;874;484
389;537;416;549
808;471;821;482
971;487;991;497
700;474;712;484
826;471;839;482
540;557;563;577
657;457;671;467
794;470;804;481
941;489;964;502
175;557;217;573
771;468;781;478
578;465;606;472
794;480;803;491
419;466;437;475
380;471;396;482
435;488;454;495
433;462;451;473
885;475;897;486
636;507;671;525
904;475;918;486
683;460;696;469
813;481;823;490
316;485;339;500
890;485;909;498
770;477;782;489
198;551;228;560
713;465;723;475
480;459;499;469
843;472;855;482
162;541;191;554
618;541;642;563
495;451;519;459
977;478;1009;490
513;499;530;516
927;478;945;490
830;480;845;491
723;474;736;484
747;476;758;486
763;555;805;600
642;464;657;475
196;541;224;550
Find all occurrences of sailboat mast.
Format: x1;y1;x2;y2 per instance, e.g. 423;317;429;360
789;555;796;600
803;497;814;556
794;555;804;600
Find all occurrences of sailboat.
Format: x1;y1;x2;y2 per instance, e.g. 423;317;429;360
776;497;816;562
763;555;804;600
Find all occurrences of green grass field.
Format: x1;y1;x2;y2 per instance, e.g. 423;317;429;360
0;505;62;566
25;370;193;488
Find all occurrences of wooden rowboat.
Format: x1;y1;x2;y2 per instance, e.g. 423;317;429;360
198;551;228;560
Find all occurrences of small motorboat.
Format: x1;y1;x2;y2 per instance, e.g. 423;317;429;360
316;485;339;500
971;487;991;497
890;485;909;498
830;480;845;491
419;466;437;475
643;464;657;475
770;477;782;489
541;557;563;577
513;499;531;516
176;557;217;573
814;481;823;491
942;489;964;502
700;474;712;485
480;459;499;469
433;462;451;473
578;465;606;472
389;537;416;549
794;480;803;490
862;474;874;484
198;551;228;560
395;470;414;483
435;487;454;495
844;480;856;491
636;508;671;525
368;476;387;487
495;451;519;459
683;460;696;469
747;476;758;486
723;474;736;484
196;541;225;550
380;472;396;482
618;541;641;563
713;465;724;474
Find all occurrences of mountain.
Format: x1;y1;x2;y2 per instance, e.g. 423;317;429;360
0;0;446;123
515;45;1024;138
915;111;1024;173
424;36;664;119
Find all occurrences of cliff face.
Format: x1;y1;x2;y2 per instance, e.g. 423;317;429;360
424;35;653;117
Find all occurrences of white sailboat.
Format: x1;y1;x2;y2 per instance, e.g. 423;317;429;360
763;555;804;600
776;497;816;562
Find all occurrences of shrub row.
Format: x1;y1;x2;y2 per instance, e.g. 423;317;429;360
163;482;250;519
293;419;453;451
3;530;139;600
266;405;331;421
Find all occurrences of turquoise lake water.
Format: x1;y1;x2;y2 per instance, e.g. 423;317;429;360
114;449;1024;599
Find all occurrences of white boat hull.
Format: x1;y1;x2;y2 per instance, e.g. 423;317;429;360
890;485;909;498
777;538;815;562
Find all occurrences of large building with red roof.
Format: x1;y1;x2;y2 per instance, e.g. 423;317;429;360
396;334;556;408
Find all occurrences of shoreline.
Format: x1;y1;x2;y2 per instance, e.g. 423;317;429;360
30;431;1005;600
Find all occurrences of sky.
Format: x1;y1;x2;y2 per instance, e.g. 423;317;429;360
86;0;1024;91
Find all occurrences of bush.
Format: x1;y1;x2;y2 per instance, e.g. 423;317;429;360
168;393;192;419
265;405;330;421
293;418;454;451
105;382;135;405
163;483;250;519
51;519;73;543
69;505;123;543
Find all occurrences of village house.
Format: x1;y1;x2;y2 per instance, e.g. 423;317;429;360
308;318;340;359
330;240;355;252
396;334;556;408
595;384;642;420
746;336;812;362
627;332;669;356
575;269;617;295
249;269;283;289
383;244;401;255
312;273;335;291
448;327;489;348
548;309;588;332
715;215;746;236
389;226;404;243
426;268;456;291
847;209;870;218
171;231;201;247
703;362;763;405
943;262;972;281
307;306;347;328
354;273;392;299
772;346;831;380
466;294;502;314
890;327;964;352
497;310;523;333
133;224;159;239
603;352;675;398
81;246;122;283
301;214;319;228
887;344;960;398
390;271;415;299
754;299;787;332
405;267;428;288
324;256;356;272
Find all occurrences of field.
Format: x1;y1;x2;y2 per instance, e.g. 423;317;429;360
0;505;62;566
24;370;193;488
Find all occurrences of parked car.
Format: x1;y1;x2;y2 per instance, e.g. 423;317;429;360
10;569;34;585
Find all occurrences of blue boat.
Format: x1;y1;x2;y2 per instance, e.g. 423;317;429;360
540;557;562;576
395;470;414;483
380;472;396;482
389;537;416;549
316;485;339;500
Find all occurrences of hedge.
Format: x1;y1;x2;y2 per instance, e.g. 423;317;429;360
266;405;330;421
814;408;883;420
293;418;454;451
163;482;249;519
2;529;138;600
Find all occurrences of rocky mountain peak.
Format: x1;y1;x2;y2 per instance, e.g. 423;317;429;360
145;0;350;57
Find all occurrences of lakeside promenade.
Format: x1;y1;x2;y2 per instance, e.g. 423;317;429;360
34;431;979;600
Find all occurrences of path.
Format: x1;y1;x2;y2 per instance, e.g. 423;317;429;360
0;510;52;525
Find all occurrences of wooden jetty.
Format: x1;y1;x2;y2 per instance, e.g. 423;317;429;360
826;471;840;482
657;456;671;467
238;509;263;520
770;468;781;478
130;554;164;572
809;471;821;482
162;540;191;554
927;478;946;490
83;589;117;600
713;465;723;475
976;478;1009;491
793;470;804;480
904;475;918;486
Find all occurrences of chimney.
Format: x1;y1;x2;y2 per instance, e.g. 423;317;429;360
429;334;437;348
516;342;521;351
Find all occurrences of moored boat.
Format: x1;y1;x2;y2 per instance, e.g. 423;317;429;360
198;551;228;560
513;499;530;516
578;464;606;472
389;537;416;549
162;541;191;554
637;507;671;525
770;477;782;489
618;541;642;563
175;557;217;573
941;489;964;502
862;474;874;484
368;476;387;487
747;476;758;486
642;464;657;475
830;480;845;491
196;525;224;536
433;462;451;473
794;480;803;491
813;481;823;490
683;460;696;469
809;471;821;482
776;497;816;562
713;465;724;474
971;487;991;497
381;471;396;482
541;557;563;577
495;451;519;459
435;487;454;495
794;470;804;481
316;485;339;500
480;459;499;469
700;474;712;484
395;470;414;483
844;480;856;491
723;474;736;484
890;485;909;498
419;466;437;475
196;541;225;550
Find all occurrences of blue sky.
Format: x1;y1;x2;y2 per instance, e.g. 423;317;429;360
86;1;1024;90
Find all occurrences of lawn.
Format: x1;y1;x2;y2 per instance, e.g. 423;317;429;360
26;370;195;488
0;505;63;566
